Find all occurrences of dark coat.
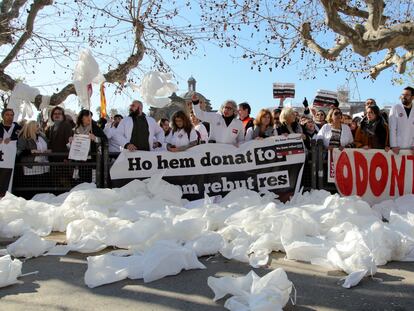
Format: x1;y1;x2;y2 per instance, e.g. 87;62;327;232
17;133;48;167
277;121;302;135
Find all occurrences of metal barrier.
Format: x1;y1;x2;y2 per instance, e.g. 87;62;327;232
12;139;337;198
12;147;103;199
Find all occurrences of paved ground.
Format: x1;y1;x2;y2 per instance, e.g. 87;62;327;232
0;239;413;311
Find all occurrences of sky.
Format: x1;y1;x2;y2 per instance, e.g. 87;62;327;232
3;2;411;120
71;44;407;119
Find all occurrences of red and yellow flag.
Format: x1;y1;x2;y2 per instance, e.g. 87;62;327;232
100;83;107;118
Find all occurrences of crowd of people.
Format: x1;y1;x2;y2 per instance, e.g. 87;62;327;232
0;86;413;192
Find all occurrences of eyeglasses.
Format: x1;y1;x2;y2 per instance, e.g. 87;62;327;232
333;111;342;116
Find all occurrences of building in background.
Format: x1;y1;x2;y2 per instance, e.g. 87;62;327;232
150;76;212;121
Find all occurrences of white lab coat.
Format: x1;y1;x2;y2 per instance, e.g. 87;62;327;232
389;103;414;148
166;128;198;147
116;115;165;150
104;126;125;153
192;104;244;145
194;123;208;142
316;123;353;148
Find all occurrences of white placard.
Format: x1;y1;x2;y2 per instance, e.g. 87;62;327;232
68;134;91;161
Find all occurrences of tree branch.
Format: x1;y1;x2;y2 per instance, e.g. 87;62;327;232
370;48;414;79
365;0;385;31
0;0;53;71
0;0;28;45
337;2;369;19
300;22;349;60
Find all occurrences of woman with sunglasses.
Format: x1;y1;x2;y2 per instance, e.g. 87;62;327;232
316;107;353;150
314;110;327;129
192;94;244;146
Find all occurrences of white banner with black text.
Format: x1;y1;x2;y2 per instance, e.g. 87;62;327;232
110;135;306;201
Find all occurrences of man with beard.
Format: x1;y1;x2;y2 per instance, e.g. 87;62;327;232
117;100;164;151
389;86;414;154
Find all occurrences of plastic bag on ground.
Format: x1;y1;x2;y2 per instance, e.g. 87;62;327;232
6;231;56;258
0;255;22;288
208;268;292;311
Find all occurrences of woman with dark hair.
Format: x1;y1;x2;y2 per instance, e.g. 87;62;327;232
354;105;389;149
314;109;327;129
166;111;198;152
73;109;106;151
46;106;73;154
246;109;275;141
72;109;107;182
316;107;353;150
158;118;171;138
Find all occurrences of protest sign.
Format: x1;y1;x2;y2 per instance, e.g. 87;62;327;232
273;83;295;99
69;134;91;161
313;89;338;107
334;149;414;204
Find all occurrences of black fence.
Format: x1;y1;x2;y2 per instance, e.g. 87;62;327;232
12;139;337;199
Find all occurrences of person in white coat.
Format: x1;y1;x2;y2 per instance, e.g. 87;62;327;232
389;86;414;154
192;94;244;146
117;100;164;151
166;111;198;152
104;114;124;153
190;113;208;143
316;107;353;150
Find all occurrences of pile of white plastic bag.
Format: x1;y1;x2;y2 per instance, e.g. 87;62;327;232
1;175;414;308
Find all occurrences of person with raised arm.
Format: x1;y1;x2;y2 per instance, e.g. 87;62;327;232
191;94;244;146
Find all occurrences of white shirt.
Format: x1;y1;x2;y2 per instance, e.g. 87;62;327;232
23;136;49;176
104;125;124;153
115;115;165;151
166;128;198;147
316;123;353;148
192;104;244;145
389;103;414;148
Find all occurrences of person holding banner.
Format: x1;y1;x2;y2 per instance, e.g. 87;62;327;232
354;105;389;149
0;108;21;144
192;94;244;146
166;111;198;152
389;86;414;154
245;109;275;141
118;100;165;151
316;108;353;150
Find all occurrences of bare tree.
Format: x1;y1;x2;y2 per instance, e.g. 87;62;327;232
199;0;414;79
0;0;209;108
